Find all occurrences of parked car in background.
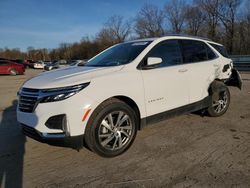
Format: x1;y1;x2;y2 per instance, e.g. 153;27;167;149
44;60;68;71
33;61;45;69
12;59;29;68
69;60;85;66
25;60;36;68
44;61;52;65
0;60;25;75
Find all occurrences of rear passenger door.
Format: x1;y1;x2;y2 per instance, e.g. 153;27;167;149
180;40;218;103
140;40;189;116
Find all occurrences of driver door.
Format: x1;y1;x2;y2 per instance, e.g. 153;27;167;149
140;40;189;116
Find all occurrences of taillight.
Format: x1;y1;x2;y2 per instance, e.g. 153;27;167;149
230;60;233;68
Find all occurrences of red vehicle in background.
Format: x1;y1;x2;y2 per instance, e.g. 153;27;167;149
12;59;29;68
0;60;25;75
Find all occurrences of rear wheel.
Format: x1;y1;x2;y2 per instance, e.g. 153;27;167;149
84;98;138;157
207;82;230;117
10;69;17;76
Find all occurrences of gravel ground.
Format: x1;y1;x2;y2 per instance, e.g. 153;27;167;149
0;69;249;188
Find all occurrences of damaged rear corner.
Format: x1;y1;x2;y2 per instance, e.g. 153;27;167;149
225;68;242;90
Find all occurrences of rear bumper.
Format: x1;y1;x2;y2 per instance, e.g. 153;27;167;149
21;123;84;149
225;68;242;90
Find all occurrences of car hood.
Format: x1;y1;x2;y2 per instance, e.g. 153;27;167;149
23;65;124;89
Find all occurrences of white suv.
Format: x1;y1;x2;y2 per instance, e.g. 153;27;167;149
17;35;242;157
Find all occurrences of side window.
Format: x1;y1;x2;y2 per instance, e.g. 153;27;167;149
0;61;8;66
145;40;182;68
181;40;208;63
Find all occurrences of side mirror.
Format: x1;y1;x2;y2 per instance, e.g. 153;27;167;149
147;57;162;66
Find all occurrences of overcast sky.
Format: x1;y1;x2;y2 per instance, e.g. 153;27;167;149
0;0;168;51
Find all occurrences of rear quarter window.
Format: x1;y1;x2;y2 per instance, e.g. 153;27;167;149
209;43;229;58
206;45;217;60
181;40;209;63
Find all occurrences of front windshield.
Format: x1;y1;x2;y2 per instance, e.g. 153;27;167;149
83;41;151;67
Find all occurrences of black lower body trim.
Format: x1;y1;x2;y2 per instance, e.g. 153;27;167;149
225;68;242;90
140;96;211;129
21;124;84;150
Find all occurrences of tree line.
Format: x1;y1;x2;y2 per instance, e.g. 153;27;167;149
1;0;249;61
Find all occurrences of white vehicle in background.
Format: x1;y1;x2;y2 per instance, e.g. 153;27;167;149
44;60;68;71
33;61;45;69
17;35;242;157
69;60;86;66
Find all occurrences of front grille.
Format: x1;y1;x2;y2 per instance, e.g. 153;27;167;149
19;88;39;113
22;88;39;93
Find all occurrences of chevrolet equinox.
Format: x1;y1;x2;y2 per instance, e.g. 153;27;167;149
17;35;242;157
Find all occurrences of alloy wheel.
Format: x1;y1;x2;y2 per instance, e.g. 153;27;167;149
98;111;132;151
212;91;228;113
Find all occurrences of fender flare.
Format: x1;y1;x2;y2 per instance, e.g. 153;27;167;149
208;80;226;96
208;80;230;104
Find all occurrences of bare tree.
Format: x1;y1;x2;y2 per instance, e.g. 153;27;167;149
96;29;116;49
1;1;250;60
0;48;25;60
195;0;223;40
58;43;72;59
236;1;250;54
165;0;186;33
96;15;131;48
49;49;60;60
184;5;206;36
27;46;35;60
218;0;242;53
134;3;165;37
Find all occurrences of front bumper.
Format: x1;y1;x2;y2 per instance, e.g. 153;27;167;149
21;123;84;149
16;88;100;151
17;90;98;136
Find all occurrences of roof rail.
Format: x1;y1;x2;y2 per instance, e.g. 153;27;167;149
163;34;212;42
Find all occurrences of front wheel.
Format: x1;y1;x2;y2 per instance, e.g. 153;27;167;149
10;69;17;76
84;98;138;157
207;83;230;117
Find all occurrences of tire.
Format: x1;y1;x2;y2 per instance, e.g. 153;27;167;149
84;98;138;157
207;81;230;117
9;69;17;76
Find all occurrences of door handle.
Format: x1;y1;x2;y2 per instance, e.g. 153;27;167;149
178;68;188;73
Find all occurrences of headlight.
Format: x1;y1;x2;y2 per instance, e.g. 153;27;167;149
40;82;90;103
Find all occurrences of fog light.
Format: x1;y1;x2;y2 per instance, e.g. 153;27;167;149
45;114;67;131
